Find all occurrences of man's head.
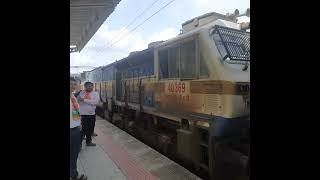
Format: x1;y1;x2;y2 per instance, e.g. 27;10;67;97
70;77;77;93
84;82;94;92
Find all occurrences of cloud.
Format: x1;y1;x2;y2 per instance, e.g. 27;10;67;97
70;26;178;73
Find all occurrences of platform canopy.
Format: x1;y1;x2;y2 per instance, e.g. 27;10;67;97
70;0;122;52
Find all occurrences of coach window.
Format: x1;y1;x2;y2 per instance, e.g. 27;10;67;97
145;61;154;76
134;68;140;78
131;68;135;78
127;70;130;79
180;40;196;79
141;67;144;77
110;70;113;81
103;71;106;81
125;70;129;79
129;69;134;78
168;46;180;78
132;69;135;78
126;69;130;79
124;70;129;79
149;58;154;76
149;63;154;76
159;49;169;79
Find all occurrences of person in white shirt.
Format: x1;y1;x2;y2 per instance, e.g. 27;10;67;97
70;77;87;180
78;81;99;147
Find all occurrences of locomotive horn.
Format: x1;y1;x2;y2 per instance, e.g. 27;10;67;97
235;8;250;17
245;8;250;17
234;9;240;16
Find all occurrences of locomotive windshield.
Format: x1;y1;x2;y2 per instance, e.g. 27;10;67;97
211;25;250;62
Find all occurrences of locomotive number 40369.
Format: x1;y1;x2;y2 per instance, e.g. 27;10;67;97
167;82;186;93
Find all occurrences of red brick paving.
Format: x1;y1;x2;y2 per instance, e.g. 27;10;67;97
95;128;160;180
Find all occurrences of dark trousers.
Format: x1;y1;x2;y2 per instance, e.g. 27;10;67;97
70;127;81;178
81;115;96;144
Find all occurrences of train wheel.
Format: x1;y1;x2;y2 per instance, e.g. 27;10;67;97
181;119;190;130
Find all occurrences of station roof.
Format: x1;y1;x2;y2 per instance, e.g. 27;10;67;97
70;0;121;52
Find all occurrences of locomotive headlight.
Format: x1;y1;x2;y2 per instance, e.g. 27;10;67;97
236;83;250;94
236;83;250;111
245;97;250;109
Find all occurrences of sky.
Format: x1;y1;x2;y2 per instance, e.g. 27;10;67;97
70;0;250;74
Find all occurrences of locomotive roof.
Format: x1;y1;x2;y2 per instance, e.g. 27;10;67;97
87;47;154;72
114;47;154;69
155;19;240;48
182;11;235;26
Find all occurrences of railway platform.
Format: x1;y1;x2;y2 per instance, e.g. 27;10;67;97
77;116;201;180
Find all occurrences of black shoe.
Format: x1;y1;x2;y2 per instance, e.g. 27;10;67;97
70;174;88;180
92;132;98;136
86;142;96;146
